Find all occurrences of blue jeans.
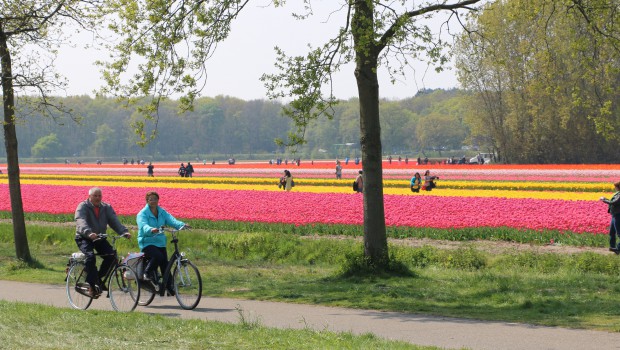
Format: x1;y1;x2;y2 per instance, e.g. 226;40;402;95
609;215;620;249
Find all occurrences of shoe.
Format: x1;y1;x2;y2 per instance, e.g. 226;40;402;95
142;273;152;281
166;286;176;296
610;248;618;252
88;285;102;298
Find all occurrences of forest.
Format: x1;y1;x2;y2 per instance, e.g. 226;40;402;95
6;89;476;163
5;77;620;164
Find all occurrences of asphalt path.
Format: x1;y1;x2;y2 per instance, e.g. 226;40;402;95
1;280;619;350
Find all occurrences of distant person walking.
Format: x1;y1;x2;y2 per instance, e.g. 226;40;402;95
178;163;186;177
147;162;154;177
600;181;620;253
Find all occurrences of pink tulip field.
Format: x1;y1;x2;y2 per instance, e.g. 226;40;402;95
0;162;618;236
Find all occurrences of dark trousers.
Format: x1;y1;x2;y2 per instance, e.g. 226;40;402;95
75;237;115;288
143;245;169;279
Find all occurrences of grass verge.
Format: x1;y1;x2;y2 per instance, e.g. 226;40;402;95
1;221;619;332
0;301;435;350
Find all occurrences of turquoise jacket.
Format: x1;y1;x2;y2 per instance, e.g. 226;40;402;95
136;204;185;251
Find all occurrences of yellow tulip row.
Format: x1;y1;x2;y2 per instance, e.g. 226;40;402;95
8;174;614;191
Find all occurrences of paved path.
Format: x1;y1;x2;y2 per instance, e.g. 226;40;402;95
1;280;619;350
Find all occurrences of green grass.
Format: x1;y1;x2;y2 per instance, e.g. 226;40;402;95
2;221;620;332
0;210;608;247
0;301;434;350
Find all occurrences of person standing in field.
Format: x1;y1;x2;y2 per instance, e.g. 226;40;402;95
600;181;620;253
185;162;194;177
282;170;293;191
335;161;342;180
147;162;154;177
355;170;363;193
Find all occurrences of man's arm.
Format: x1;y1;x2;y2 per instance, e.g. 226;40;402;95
105;205;129;236
74;202;93;239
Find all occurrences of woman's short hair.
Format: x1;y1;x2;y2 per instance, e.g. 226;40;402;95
615;181;620;189
145;191;159;201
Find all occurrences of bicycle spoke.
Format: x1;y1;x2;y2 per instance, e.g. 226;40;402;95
108;265;140;312
66;262;93;310
173;260;202;310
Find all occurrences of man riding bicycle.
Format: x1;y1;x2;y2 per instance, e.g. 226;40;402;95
75;187;131;296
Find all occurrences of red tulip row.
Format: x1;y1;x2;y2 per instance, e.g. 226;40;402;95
1;184;608;234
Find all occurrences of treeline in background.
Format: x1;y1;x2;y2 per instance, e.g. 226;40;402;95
4;84;620;164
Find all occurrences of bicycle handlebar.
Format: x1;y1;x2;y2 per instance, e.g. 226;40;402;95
157;225;190;234
93;233;130;242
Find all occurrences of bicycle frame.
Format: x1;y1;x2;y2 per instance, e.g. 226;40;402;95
138;226;202;310
66;233;140;311
158;229;185;296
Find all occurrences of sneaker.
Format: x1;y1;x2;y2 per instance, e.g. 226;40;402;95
610;248;618;252
166;286;176;296
142;274;152;281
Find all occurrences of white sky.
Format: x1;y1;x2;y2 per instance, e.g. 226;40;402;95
54;2;459;101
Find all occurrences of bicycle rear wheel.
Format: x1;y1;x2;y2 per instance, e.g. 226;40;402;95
108;264;140;312
66;262;93;310
172;259;202;310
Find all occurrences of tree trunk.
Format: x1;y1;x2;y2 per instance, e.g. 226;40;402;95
352;1;389;267
0;29;32;262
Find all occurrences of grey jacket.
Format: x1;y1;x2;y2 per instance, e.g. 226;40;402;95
75;199;128;239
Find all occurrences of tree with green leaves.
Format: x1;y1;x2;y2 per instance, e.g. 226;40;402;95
31;133;62;160
101;0;484;269
455;0;620;163
1;1;101;262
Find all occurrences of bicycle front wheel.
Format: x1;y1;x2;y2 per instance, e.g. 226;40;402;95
172;259;202;310
108;264;140;312
66;262;93;310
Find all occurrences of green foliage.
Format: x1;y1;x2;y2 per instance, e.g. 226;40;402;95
30;133;62;159
3;92;476;161
455;0;620;163
0;211;608;248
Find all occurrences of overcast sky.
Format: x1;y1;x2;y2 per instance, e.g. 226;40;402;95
54;2;459;101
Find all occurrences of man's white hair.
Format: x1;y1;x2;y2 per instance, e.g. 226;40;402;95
89;187;102;196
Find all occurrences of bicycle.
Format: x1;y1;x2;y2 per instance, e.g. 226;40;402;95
137;226;202;310
65;233;141;312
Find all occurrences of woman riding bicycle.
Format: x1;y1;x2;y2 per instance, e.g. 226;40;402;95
136;191;188;295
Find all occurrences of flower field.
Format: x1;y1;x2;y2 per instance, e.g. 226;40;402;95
0;161;618;235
